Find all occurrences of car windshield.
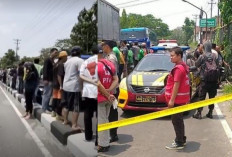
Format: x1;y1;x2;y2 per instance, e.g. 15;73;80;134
135;54;174;72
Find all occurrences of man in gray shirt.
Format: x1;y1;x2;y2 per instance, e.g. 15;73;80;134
131;41;140;67
62;46;84;131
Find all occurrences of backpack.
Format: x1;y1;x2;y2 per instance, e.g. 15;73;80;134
203;53;220;82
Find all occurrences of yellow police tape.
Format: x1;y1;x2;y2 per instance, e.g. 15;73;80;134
98;93;232;132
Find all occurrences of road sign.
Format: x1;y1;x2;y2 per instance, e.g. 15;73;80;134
200;18;216;27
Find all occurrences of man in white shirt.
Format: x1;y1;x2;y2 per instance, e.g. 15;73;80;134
80;45;98;141
62;46;84;131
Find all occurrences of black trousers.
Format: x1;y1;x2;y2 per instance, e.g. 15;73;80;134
118;64;124;83
172;111;185;145
25;89;35;114
109;88;119;138
84;98;97;141
52;99;62;116
197;81;217;112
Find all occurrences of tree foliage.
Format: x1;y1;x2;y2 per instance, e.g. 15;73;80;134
55;39;72;51
218;0;232;25
120;9;170;41
182;17;195;44
0;49;17;68
70;2;97;54
169;27;186;45
218;0;232;71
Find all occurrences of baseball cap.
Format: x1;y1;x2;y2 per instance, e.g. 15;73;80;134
59;51;68;58
71;46;82;56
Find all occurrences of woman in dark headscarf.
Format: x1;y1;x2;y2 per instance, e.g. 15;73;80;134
23;62;39;119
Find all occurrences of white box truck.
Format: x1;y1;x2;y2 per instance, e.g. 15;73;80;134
97;0;120;41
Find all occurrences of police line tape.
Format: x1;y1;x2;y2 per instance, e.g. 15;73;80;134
98;93;232;132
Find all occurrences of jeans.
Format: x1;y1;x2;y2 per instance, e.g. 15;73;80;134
42;82;52;112
18;76;24;94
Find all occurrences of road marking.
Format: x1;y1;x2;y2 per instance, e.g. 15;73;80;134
215;103;232;146
0;86;53;157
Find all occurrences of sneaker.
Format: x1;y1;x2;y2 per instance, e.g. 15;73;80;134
192;112;202;119
166;142;184;150
110;136;119;143
98;146;110;152
45;110;51;114
172;140;186;146
51;111;56;117
206;112;213;119
56;115;64;121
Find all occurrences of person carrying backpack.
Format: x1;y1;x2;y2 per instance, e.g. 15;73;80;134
193;41;220;119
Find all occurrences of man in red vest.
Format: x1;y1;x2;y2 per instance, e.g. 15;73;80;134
165;47;190;150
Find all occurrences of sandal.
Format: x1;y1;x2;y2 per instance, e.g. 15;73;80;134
72;126;84;132
98;145;110;152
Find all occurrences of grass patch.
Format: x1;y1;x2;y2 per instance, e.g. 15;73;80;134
222;83;232;111
222;84;232;94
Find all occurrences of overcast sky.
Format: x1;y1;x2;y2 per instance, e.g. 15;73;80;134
106;0;219;29
0;0;94;58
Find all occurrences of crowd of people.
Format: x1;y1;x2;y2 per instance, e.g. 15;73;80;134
0;39;230;153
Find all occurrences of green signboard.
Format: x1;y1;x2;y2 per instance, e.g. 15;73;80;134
200;18;216;27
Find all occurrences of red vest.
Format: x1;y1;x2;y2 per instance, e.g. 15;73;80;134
97;59;115;103
165;63;190;105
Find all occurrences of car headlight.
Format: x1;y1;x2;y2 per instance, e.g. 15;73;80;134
119;78;127;90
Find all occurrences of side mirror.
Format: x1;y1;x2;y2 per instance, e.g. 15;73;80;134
189;66;197;72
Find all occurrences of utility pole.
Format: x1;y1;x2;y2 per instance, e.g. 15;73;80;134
209;0;216;18
193;14;198;42
14;39;21;61
218;0;220;27
208;0;216;41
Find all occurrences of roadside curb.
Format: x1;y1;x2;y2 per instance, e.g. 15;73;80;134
0;82;97;157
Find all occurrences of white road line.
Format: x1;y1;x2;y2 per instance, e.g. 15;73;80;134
215;103;232;146
0;86;53;157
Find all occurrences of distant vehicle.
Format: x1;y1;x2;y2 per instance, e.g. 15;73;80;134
157;40;178;48
120;27;151;48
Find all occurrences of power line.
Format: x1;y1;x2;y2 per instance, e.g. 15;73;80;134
115;0;139;6
118;0;160;8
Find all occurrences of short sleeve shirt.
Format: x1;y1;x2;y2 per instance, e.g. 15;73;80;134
63;57;84;92
80;55;98;99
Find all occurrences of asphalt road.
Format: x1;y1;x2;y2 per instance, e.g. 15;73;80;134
0;86;74;157
99;104;232;157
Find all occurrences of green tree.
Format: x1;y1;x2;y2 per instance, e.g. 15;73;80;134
182;17;195;44
120;9;128;29
21;56;35;62
39;48;52;65
70;2;97;54
169;27;185;45
120;12;170;41
218;0;232;69
0;49;17;68
55;39;72;51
